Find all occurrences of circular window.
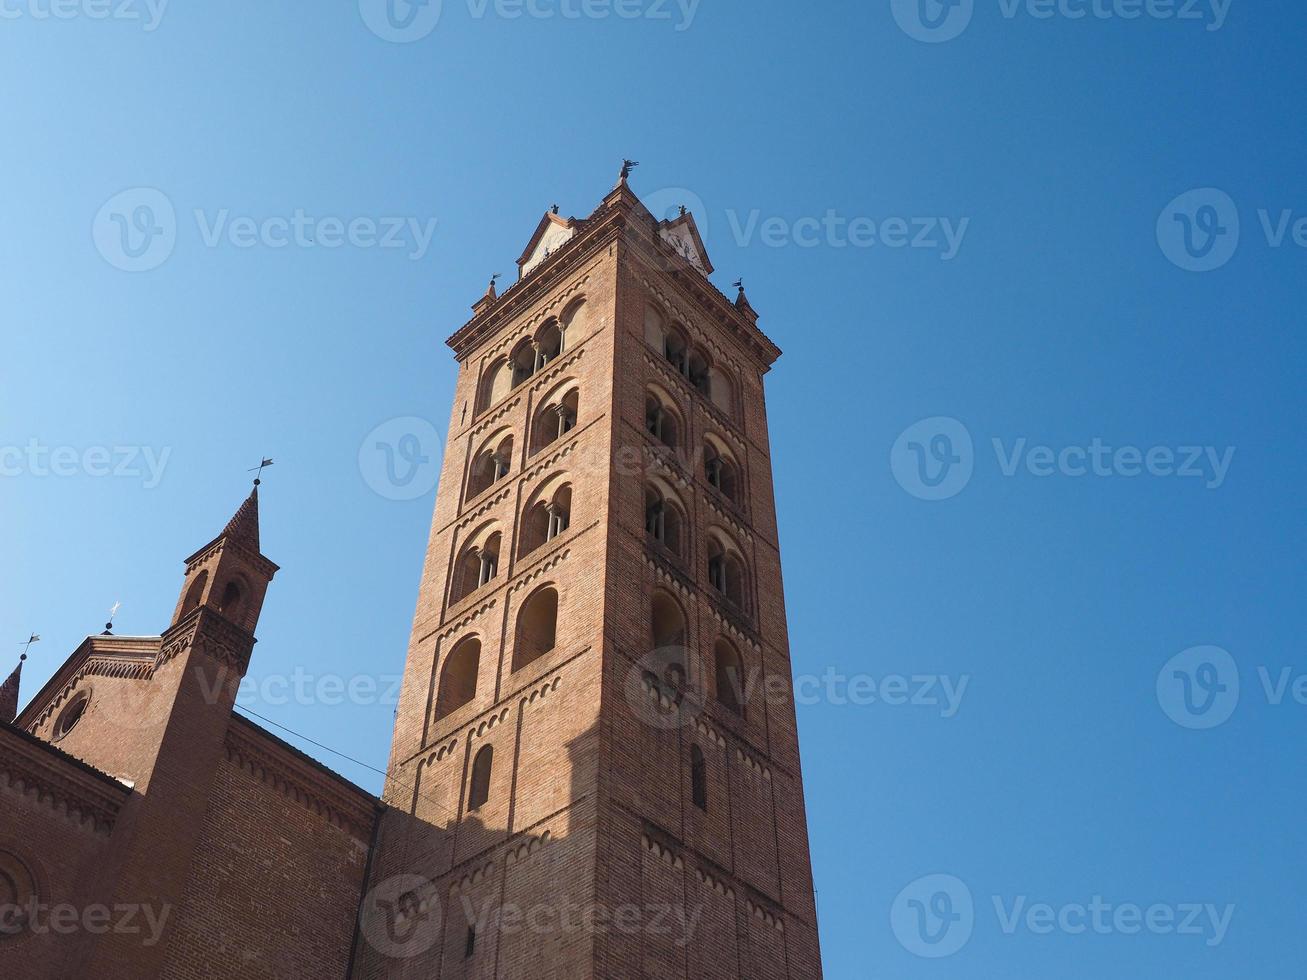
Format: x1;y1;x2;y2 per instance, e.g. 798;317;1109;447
0;850;38;941
53;691;90;741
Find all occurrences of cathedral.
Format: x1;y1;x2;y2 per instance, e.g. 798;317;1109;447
0;171;824;978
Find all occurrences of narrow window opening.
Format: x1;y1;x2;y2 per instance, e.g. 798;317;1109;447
691;744;708;811
469;745;493;810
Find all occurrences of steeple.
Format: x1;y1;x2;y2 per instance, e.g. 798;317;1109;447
0;654;25;724
220;485;260;552
170;485;278;635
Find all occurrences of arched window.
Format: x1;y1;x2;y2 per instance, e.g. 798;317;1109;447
687;349;711;395
708;367;735;415
664;325;689;374
435;638;480;719
714;639;745;715
703;442;739;501
520;483;572;557
535;320;563;369
707;536;748;610
467;435;513;500
450;532;500;604
468;745;493;811
644;485;684;555
645;391;679;449
478;359;511;412
510;340;536;388
513;586;558;671
531;387;579;455
218;579;244;621
182;569;209;615
651;590;687;652
691;744;708;812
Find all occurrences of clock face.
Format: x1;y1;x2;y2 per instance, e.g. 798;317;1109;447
661;227;705;272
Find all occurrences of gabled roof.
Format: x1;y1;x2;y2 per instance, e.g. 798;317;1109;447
656;210;713;275
516;211;578;277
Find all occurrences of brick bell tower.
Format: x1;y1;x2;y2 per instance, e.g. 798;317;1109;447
355;169;823;979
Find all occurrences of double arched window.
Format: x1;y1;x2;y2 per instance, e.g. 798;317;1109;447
531;384;579;455
703;436;740;502
476;301;587;416
467;433;513;501
450;528;501;605
645;387;681;449
706;532;749;611
520;479;572;558
644;482;686;556
643;306;738;417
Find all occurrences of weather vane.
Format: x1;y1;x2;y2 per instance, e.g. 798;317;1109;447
20;634;39;659
620;159;640;180
104;601;121;635
248;457;274;486
733;278;744;291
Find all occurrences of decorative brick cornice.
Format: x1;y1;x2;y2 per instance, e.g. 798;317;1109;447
449;858;496;893
521;675;561;710
23;635;159;732
224;720;377;845
157;606;255;676
0;727;130;835
468;707;510;741
504;830;551;866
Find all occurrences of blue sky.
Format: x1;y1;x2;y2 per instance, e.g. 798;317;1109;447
2;1;1304;976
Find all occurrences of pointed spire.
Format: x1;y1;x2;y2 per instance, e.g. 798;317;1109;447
0;655;26;725
221;485;261;552
733;278;759;324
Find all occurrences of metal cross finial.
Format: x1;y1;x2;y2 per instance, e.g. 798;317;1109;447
104;601;121;635
550;203;560;214
248;457;274;486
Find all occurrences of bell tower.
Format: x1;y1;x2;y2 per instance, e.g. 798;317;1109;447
357;171;823;979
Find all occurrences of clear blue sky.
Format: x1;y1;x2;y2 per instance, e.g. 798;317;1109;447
3;2;1304;976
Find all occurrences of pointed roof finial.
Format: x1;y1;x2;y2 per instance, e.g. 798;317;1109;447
221;485;261;552
733;278;758;322
103;600;121;636
550;203;560;215
619;159;640;185
0;652;26;724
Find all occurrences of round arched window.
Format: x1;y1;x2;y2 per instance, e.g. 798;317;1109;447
53;690;90;741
